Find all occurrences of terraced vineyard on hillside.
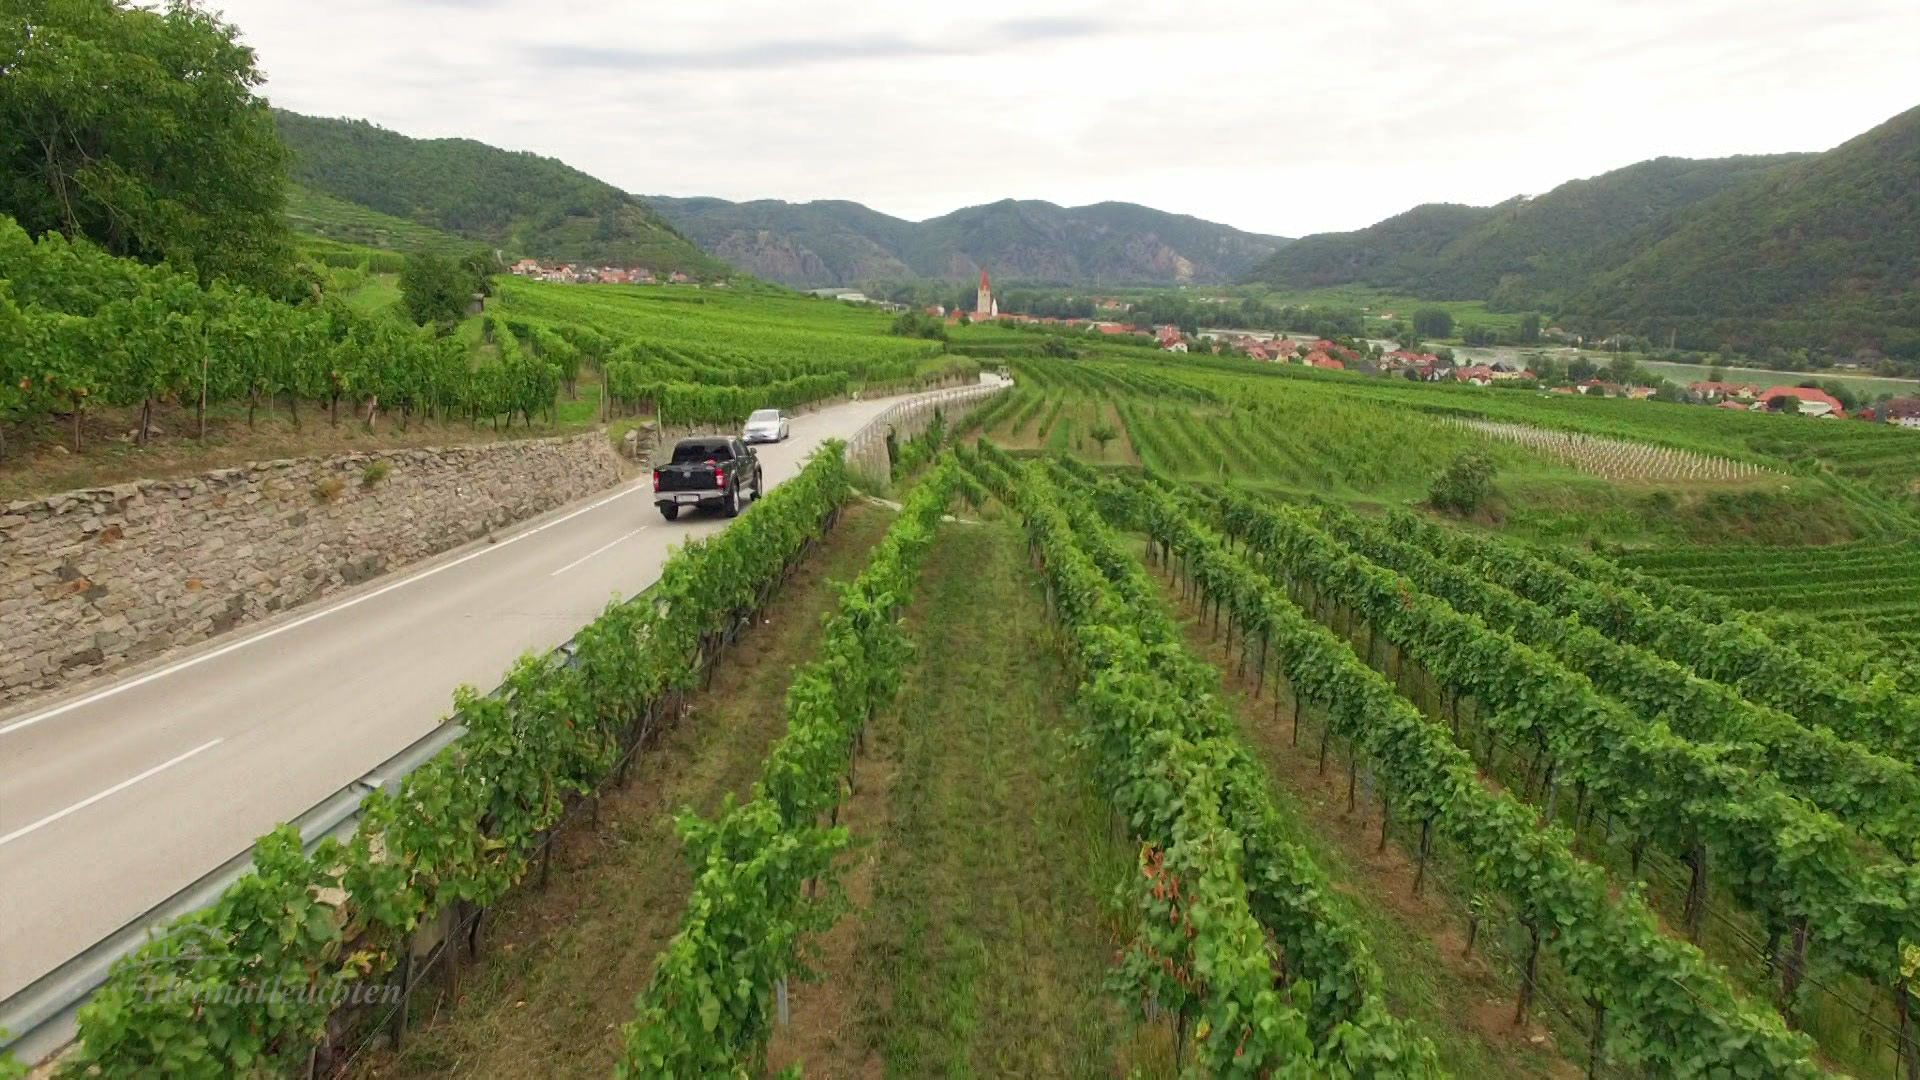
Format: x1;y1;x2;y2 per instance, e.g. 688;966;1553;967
1617;540;1920;664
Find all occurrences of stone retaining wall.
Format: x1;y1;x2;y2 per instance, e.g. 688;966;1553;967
0;432;632;708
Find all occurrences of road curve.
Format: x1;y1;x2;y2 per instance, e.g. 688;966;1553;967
0;383;979;999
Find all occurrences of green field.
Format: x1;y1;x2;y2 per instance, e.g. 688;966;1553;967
1639;358;1920;398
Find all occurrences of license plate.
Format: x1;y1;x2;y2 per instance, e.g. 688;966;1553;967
675;494;701;504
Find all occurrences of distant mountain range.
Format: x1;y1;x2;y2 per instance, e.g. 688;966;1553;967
276;110;1287;287
646;196;1291;287
275;103;1918;359
1246;104;1920;358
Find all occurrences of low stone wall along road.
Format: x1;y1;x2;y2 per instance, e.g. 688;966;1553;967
0;380;999;1003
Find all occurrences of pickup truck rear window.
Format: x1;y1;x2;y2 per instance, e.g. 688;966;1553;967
670;440;735;464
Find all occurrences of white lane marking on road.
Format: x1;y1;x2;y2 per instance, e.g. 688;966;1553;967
0;482;649;737
0;739;223;847
550;527;645;577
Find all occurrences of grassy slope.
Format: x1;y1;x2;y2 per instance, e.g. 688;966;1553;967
769;517;1143;1077
355;503;895;1080
286;185;485;257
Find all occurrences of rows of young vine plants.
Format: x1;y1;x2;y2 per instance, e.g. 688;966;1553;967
1395;518;1920;763
1175;482;1920;1074
497;279;975;427
1614;541;1920;659
55;448;859;1077
962;443;1439;1077
0;219;557;449
1068;465;1829;1077
1313;506;1920;858
1452;418;1769;482
616;457;966;1076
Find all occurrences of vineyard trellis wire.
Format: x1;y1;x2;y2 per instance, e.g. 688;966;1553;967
1452;417;1773;482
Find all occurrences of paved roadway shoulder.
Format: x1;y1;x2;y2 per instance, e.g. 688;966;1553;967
0;387;950;999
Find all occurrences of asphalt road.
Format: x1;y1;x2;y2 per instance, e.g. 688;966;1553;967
0;384;973;999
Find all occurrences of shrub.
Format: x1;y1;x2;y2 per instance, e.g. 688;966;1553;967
312;476;346;502
361;461;390;487
1427;451;1496;516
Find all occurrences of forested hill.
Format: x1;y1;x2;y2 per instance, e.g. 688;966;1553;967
1243;104;1920;360
647;195;1290;287
1239;202;1498;294
1244;154;1801;303
275;111;729;275
1565;104;1920;358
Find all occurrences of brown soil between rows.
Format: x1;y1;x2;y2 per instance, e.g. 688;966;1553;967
1155;570;1582;1079
351;503;892;1080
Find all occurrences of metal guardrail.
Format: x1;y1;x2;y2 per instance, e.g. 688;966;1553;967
0;377;1005;1070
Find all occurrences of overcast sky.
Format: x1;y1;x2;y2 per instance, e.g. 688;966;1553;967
216;0;1920;238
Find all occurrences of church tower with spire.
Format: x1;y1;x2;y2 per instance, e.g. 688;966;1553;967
975;268;995;318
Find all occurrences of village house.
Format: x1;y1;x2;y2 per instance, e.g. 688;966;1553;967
1689;380;1761;402
1311;339;1361;364
1886;398;1920;429
1454;365;1495;387
1757;386;1846;418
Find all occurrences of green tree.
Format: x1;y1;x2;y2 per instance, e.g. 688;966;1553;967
888;310;947;341
1518;312;1541;344
460;251;499;297
0;0;293;293
1088;421;1118;457
1412;307;1454;339
398;253;469;326
1428;451;1497;516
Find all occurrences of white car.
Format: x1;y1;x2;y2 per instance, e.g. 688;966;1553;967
743;408;790;443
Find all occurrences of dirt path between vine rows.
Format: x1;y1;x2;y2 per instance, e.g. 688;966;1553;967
766;521;1146;1078
352;504;892;1080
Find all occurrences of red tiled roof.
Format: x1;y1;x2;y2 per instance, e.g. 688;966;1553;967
1759;386;1844;411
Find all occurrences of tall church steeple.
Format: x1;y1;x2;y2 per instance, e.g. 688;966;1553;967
976;268;993;317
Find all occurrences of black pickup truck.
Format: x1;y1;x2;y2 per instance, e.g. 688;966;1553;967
652;436;763;521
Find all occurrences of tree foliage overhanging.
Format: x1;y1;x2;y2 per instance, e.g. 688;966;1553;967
0;0;296;296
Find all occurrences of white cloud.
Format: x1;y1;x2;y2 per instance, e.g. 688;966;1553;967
217;0;1920;237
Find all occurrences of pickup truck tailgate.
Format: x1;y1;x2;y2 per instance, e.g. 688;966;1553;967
655;463;725;492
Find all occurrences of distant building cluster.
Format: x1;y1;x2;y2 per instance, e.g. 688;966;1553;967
509;259;710;286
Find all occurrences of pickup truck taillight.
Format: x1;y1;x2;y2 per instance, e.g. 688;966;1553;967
713;466;728;486
651;469;661;492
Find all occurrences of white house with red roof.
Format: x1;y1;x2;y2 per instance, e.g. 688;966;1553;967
1758;385;1846;417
